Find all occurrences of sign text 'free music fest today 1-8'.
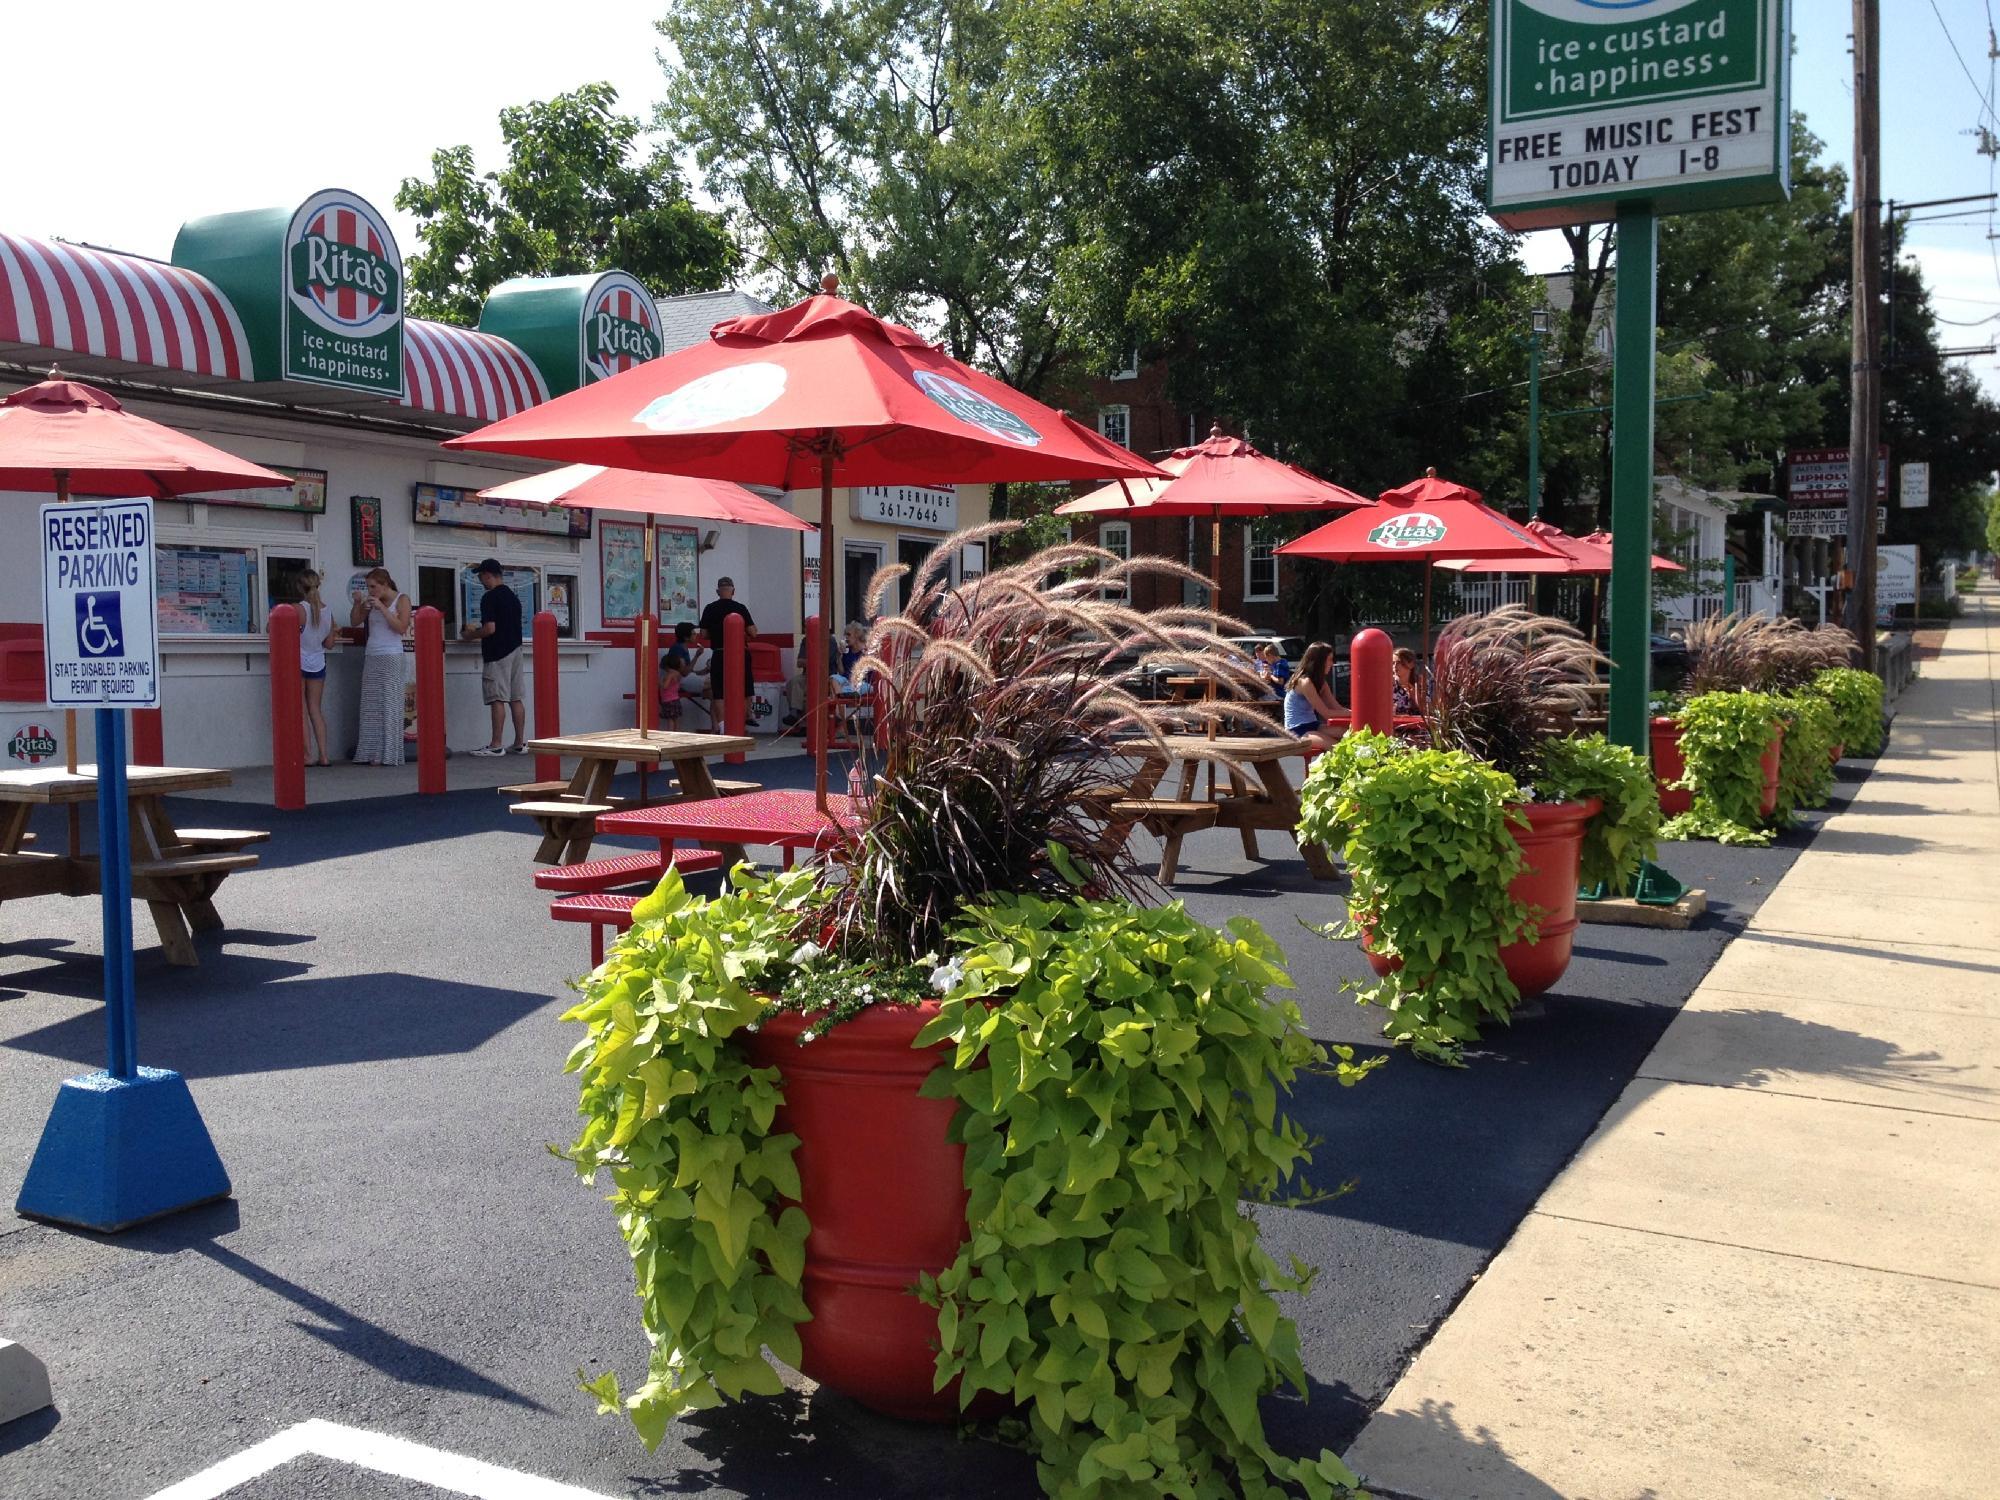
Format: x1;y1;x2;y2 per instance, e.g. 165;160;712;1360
41;498;160;708
1488;0;1790;230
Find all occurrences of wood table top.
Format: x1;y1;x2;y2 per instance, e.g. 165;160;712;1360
1116;734;1311;763
0;765;233;804
525;729;757;762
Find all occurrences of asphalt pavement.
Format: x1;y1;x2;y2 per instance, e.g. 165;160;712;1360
0;738;1876;1498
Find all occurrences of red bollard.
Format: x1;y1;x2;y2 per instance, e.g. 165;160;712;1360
414;606;446;795
1350;628;1394;738
132;708;164;766
532;610;560;782
635;612;658;734
268;603;306;810
723;613;747;764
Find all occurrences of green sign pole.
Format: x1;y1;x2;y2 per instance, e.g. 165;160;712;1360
1608;202;1657;752
1525;327;1543;519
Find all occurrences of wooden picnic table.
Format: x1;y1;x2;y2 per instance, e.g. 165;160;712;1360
0;764;263;967
1104;734;1337;886
596;789;862;871
516;728;758;865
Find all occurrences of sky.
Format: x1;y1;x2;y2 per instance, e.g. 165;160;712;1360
5;0;1998;395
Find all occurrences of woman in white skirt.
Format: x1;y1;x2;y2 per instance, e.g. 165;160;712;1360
350;567;412;766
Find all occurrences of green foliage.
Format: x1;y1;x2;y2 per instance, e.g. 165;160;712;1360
1656;692;1786;846
397;82;738;326
918;894;1373;1499
1535;735;1660;892
1297;733;1530;1065
563;866;819;1442
1807;667;1885;757
1772;691;1839;819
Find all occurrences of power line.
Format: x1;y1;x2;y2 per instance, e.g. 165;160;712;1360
1926;0;2000;132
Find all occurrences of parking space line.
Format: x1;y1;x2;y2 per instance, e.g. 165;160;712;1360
147;1418;618;1500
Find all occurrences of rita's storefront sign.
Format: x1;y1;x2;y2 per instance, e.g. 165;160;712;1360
1488;0;1790;230
174;188;406;396
482;269;665;396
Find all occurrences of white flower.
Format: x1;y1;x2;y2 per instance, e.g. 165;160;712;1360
799;1030;817;1044
929;956;968;994
790;941;826;966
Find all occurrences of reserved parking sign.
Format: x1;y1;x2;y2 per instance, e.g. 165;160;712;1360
41;497;159;707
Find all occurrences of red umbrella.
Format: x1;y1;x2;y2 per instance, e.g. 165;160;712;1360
1;378;290;499
449;278;1166;808
1576;530;1686;574
1276;469;1565;654
1;377;291;774
1444;520;1685;576
1056;423;1370;601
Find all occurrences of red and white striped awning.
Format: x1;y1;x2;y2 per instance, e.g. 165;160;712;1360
402;319;548;425
0;231;255;381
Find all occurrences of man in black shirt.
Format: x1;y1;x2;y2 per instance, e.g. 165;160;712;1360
697;577;756;719
462;558;526;755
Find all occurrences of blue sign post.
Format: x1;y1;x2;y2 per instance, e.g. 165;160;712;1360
16;498;230;1231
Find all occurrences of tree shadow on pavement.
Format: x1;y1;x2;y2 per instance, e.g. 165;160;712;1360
1731;930;2000;977
0;932;314;1002
1648;1006;1994;1110
1342;1396;1642;1500
1;971;546;1078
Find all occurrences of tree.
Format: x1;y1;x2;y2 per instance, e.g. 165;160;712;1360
396;82;739;326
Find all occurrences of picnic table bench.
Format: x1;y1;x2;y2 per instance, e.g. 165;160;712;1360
1100;735;1337;886
514;728;758;864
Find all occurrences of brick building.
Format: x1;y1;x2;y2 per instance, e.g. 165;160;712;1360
1064;363;1305;634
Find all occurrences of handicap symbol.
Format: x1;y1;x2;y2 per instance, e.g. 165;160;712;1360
76;592;123;658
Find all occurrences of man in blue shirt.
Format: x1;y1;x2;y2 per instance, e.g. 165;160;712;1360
463;559;526;755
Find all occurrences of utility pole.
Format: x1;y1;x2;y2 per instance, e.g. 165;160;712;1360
1845;0;1881;663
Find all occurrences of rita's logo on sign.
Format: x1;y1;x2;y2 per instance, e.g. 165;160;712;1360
1367;513;1448;550
7;724;57;765
282;189;404;395
582;273;663;381
911;370;1041;448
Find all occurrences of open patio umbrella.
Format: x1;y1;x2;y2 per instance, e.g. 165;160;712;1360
1276;469;1565;655
1440;519;1685;576
1056;423;1371;602
479;465;815;736
1;377;291;774
448;277;1166;809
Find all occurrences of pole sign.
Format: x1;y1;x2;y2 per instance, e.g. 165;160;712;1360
1488;0;1791;230
41;498;159;708
1785;507;1885;540
1876;544;1918;609
282;189;405;395
1900;461;1931;509
1787;446;1888;507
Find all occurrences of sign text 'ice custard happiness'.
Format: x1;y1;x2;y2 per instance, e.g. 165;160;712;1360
1488;0;1790;229
41;498;160;707
282;189;404;395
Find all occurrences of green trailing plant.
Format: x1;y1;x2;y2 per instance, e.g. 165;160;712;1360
1657;690;1788;846
1535;734;1661;891
1808;666;1886;756
1772;690;1839;817
1298;731;1531;1065
919;894;1375;1500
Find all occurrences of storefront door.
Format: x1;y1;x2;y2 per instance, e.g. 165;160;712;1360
844;541;884;627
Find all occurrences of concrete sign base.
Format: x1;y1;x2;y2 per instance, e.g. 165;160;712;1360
14;1067;230;1232
0;1339;53;1426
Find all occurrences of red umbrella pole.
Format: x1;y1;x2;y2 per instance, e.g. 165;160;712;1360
814;449;833;813
1422;560;1433;661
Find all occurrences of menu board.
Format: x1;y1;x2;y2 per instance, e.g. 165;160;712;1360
461;565;540;631
600;521;644;624
197;465;329;515
157;544;257;635
413;482;590;539
658;525;700;619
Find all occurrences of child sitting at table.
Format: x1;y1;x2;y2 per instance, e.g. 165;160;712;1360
658;659;685;726
1254;643;1291;699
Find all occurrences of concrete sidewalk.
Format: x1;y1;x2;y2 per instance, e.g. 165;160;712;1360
1343;589;2000;1500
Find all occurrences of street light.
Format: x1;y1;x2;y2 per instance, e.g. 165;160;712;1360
1525;307;1552;519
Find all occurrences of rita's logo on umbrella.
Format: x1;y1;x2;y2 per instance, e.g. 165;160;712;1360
911;370;1041;448
635;363;788;432
1367;512;1448;549
286;191;401;337
582;274;663;381
7;724;57;765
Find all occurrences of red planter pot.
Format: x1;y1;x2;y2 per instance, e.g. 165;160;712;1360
1364;798;1600;1002
1830;742;1845;765
1651;716;1784;819
738;1001;975;1423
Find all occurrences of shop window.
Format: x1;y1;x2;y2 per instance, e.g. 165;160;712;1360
265;554;316;613
547;572;580;639
897;535;944;612
417;565;460;635
1111;346;1138;381
156;543;259;635
1098;405;1131;449
1244;524;1277;602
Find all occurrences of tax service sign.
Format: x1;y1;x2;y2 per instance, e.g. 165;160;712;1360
1488;0;1791;230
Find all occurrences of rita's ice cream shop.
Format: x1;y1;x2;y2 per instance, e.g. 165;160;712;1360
0;189;989;773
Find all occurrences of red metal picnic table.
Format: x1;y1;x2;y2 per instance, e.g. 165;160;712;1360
595;788;863;868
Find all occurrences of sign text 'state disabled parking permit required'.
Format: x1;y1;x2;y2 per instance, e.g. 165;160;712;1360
42;497;159;707
1488;0;1790;230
